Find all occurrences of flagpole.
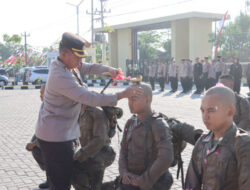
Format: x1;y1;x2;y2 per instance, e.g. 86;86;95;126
213;11;228;59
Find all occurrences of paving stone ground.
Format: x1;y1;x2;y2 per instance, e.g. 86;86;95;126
0;84;249;190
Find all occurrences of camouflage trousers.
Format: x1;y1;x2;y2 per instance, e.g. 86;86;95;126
72;145;116;190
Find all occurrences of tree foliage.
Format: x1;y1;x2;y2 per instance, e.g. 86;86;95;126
137;30;171;61
209;13;250;61
0;34;23;61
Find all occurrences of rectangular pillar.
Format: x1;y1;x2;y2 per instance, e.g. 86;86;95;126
108;31;118;68
189;18;212;60
117;29;132;73
171;20;189;64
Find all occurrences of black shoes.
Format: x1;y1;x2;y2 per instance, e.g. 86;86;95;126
39;180;49;189
170;89;177;93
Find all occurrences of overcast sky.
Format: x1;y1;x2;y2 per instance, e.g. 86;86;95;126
0;0;246;49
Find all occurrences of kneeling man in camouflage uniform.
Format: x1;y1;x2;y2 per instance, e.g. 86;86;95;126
119;83;174;190
185;86;250;190
73;106;122;190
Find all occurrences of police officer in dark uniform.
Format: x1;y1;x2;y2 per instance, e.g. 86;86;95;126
229;57;242;94
193;57;203;94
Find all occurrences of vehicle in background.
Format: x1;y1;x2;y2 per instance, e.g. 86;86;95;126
0;68;9;77
16;67;32;83
28;67;49;84
0;75;9;87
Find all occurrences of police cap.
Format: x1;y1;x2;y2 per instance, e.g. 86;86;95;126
60;32;89;58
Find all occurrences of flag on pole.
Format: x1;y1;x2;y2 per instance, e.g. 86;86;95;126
212;11;228;59
40;59;46;66
12;59;17;65
28;58;33;65
3;55;13;65
9;55;16;65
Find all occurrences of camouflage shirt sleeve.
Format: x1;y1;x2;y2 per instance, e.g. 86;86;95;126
137;118;173;190
79;111;108;162
238;97;250;130
118;119;132;176
185;137;203;190
235;135;250;190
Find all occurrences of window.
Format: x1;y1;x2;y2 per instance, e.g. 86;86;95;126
33;69;49;74
0;69;7;75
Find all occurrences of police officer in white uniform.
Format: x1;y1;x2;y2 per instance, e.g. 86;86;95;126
35;32;142;190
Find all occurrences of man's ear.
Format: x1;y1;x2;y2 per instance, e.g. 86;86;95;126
228;106;236;116
146;96;151;104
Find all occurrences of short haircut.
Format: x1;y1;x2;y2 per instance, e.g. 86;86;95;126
59;42;70;54
219;74;234;82
204;86;236;107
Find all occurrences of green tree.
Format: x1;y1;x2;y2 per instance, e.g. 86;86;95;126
209;13;250;61
137;30;171;61
137;31;161;61
0;34;23;61
162;39;171;60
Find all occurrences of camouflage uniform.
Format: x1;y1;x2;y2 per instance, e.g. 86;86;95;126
72;106;121;190
185;125;250;190
234;93;250;131
119;113;174;190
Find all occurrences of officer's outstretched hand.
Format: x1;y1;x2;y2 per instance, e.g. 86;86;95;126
107;67;119;78
117;85;143;100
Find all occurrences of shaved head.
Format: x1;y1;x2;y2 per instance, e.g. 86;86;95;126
204;86;236;108
128;82;152;114
136;82;152;102
201;86;236;135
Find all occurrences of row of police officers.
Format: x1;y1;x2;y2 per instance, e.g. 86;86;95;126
144;56;243;94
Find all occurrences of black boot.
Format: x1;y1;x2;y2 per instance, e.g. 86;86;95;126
39;180;49;189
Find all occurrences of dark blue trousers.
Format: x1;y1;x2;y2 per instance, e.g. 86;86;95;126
37;138;75;190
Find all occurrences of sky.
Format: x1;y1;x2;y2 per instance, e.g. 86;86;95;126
0;0;247;50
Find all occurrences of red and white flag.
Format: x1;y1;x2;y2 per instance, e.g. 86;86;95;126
212;11;228;59
3;55;13;65
40;59;46;66
9;55;16;65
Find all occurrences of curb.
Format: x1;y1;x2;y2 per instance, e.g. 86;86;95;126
4;85;42;90
3;81;131;90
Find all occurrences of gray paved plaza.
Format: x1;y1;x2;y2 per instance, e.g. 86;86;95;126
0;84;249;190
